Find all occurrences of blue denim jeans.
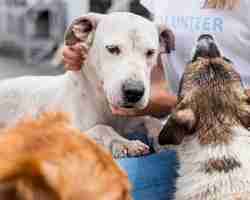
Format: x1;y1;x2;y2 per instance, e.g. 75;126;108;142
117;133;178;200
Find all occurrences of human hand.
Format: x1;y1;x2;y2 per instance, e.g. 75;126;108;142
109;89;177;118
110;106;144;117
63;43;88;71
246;89;250;98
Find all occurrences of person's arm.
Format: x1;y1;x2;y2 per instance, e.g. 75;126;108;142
143;55;178;117
144;88;177;118
142;54;178;117
246;89;250;97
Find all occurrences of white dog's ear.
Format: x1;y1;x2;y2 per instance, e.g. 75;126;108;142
64;13;104;47
157;25;175;54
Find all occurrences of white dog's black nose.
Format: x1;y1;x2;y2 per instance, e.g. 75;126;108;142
122;80;145;104
193;34;221;61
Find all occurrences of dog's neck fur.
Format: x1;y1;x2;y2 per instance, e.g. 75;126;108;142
176;125;250;199
65;64;112;130
193;85;240;145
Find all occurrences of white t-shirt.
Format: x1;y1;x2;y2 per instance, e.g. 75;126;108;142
141;0;250;93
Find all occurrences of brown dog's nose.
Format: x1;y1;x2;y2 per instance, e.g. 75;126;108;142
193;34;221;61
198;34;214;42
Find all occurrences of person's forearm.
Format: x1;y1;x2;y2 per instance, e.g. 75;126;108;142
247;89;250;97
145;58;177;118
144;90;177;118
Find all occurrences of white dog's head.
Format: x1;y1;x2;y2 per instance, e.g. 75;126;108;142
65;12;175;110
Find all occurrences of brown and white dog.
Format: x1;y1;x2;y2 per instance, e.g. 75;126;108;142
159;34;250;200
0;112;132;200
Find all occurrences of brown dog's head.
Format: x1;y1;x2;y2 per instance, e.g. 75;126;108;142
0;112;132;200
159;34;250;146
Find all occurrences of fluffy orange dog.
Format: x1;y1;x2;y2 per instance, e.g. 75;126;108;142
0;112;132;200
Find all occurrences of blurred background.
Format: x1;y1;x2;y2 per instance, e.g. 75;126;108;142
0;0;150;79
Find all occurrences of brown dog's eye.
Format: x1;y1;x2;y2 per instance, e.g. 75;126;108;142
146;49;155;58
106;45;121;55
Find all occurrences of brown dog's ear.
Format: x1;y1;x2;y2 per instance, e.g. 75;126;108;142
238;92;250;129
159;109;196;145
157;25;175;54
246;90;250;105
64;13;104;47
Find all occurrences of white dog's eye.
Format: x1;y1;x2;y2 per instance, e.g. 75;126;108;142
106;45;121;55
146;49;155;58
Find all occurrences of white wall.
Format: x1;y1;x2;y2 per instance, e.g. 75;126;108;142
64;0;89;25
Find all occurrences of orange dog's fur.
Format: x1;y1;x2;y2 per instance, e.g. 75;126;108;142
0;112;132;200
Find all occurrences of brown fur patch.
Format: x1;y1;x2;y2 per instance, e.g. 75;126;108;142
204;157;241;174
0;112;132;200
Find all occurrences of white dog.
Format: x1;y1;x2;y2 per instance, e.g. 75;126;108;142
0;12;174;158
